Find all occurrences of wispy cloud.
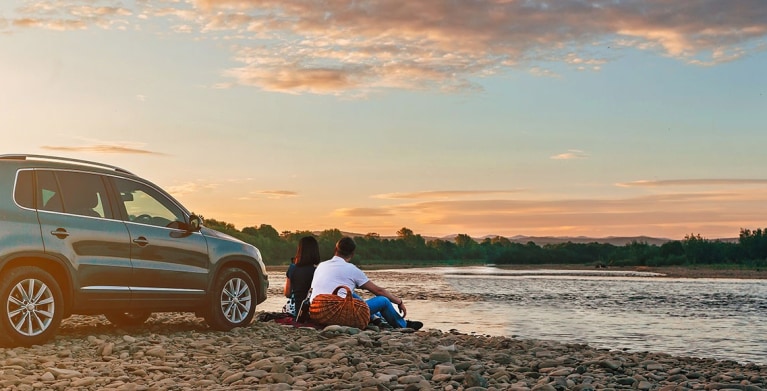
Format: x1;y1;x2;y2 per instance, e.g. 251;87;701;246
41;144;164;155
551;149;589;160
255;190;298;199
6;0;767;94
617;179;767;187
333;207;394;217
373;190;524;200
166;181;219;196
9;1;132;31
332;190;767;238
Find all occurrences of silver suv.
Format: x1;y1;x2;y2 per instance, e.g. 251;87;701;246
0;154;268;346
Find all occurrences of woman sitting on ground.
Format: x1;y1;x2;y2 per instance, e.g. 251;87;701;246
283;236;320;316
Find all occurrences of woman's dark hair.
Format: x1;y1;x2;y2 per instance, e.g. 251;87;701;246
294;236;320;266
335;236;356;258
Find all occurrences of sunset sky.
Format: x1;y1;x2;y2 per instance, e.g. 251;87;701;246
2;0;766;240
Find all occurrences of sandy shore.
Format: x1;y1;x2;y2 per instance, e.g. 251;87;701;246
1;266;764;390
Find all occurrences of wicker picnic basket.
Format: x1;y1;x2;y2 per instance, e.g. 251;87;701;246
309;285;370;329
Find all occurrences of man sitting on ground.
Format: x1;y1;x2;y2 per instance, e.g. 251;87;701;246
310;236;423;330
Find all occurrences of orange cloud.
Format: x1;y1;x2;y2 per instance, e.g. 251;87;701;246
10;1;132;31
551;149;589;160
617;179;767;187
166;181;220;196
8;0;767;93
329;190;767;239
373;190;524;200
256;190;298;199
42;144;163;155
225;65;371;95
12;17;87;31
334;207;394;217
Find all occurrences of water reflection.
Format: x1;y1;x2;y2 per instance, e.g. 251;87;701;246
262;268;767;365
438;272;767;365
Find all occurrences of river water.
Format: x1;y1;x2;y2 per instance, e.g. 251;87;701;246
262;267;767;365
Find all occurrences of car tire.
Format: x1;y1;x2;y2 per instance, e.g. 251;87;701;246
204;267;256;330
104;311;152;327
0;266;63;346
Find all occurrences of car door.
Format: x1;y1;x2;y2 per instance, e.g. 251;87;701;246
35;169;133;309
110;176;210;309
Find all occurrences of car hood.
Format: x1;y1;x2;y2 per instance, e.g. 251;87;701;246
200;226;264;265
200;226;243;243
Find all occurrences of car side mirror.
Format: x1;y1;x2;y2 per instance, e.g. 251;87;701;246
188;214;203;232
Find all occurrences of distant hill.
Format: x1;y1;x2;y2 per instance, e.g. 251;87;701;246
436;234;671;246
506;235;672;246
334;231;738;246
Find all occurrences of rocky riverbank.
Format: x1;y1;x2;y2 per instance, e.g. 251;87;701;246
1;312;765;391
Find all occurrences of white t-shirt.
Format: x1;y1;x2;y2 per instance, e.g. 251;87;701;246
309;256;369;301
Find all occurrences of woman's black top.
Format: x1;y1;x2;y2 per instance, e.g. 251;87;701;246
287;263;316;306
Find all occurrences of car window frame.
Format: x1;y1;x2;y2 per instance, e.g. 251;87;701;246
106;175;191;230
14;168;118;220
13;169;36;210
53;170;115;219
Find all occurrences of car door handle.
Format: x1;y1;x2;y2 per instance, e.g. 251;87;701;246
50;228;69;239
132;237;149;246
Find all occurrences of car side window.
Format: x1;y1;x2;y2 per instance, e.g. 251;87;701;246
53;171;112;219
113;177;185;228
14;170;35;209
37;170;64;213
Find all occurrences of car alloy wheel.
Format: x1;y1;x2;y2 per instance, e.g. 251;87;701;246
205;267;257;330
7;277;56;337
220;276;252;324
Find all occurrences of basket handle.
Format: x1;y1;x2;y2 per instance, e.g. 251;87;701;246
331;285;354;301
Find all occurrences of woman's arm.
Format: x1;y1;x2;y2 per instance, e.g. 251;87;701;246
283;278;291;298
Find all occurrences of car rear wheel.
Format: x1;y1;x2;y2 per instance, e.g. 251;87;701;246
0;266;63;346
204;267;256;330
104;311;152;327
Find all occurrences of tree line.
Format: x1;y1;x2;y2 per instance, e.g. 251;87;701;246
202;219;767;268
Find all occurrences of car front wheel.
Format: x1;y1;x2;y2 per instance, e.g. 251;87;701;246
204;267;256;330
0;266;63;346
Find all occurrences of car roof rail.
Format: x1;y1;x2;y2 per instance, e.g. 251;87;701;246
0;154;135;175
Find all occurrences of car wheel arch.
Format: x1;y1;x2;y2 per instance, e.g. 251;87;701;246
209;258;264;299
0;255;74;315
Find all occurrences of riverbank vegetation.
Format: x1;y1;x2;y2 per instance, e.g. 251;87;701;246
202;219;767;269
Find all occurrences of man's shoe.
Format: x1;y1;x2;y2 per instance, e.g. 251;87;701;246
371;318;394;329
405;320;423;330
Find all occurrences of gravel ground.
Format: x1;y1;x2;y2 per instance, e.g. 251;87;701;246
1;312;765;391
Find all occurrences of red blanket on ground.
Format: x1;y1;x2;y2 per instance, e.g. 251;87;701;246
273;316;324;329
257;312;324;329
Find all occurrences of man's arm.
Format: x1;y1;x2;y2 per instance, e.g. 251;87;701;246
360;280;407;317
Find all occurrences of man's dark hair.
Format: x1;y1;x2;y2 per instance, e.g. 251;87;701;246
335;236;356;258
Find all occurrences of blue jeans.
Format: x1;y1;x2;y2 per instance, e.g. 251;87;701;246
351;293;406;328
365;296;406;328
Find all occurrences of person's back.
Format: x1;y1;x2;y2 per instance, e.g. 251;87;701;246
284;236;320;316
289;264;315;306
310;255;368;301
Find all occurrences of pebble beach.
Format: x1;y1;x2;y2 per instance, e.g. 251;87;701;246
1;266;765;390
1;313;765;391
